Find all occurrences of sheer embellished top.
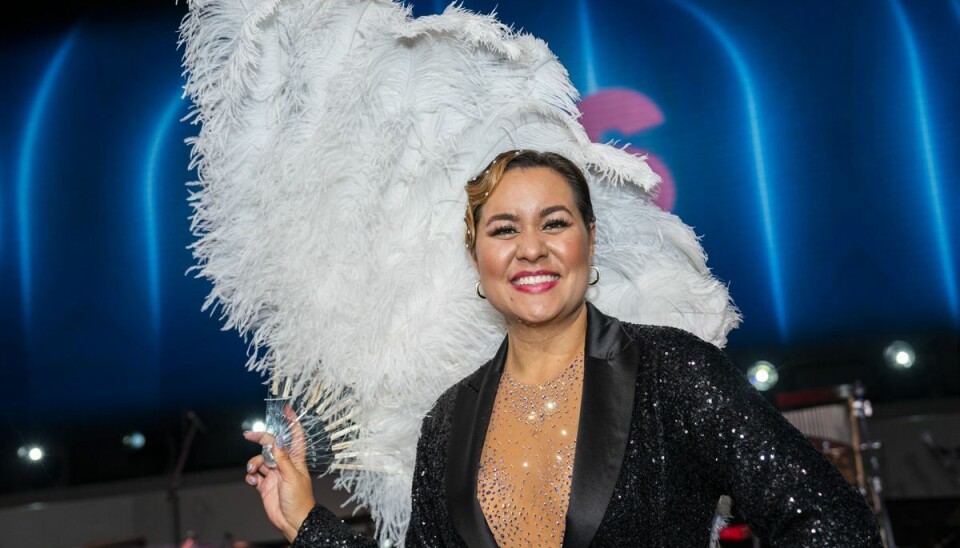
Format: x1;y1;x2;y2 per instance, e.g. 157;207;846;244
476;351;585;547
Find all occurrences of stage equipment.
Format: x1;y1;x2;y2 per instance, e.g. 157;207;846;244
168;410;206;546
122;432;146;450
884;340;915;370
242;418;267;433
746;360;778;391
17;445;44;462
777;383;897;547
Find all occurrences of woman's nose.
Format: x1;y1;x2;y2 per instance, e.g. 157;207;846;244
515;230;547;261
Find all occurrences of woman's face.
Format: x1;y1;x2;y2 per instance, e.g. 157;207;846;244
473;166;595;328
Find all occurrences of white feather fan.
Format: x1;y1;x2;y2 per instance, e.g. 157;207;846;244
180;0;740;543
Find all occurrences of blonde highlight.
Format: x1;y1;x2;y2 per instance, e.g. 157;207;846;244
463;150;524;251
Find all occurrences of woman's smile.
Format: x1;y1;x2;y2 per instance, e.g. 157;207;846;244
510;270;561;293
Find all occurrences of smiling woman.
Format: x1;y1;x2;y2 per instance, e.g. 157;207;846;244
470;151;595;337
245;149;883;548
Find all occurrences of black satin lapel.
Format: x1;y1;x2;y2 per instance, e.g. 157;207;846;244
445;339;506;548
563;303;641;548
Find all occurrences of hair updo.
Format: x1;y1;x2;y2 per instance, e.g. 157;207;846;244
463;150;595;253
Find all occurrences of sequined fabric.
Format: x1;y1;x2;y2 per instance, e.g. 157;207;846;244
477;352;583;546
293;307;882;547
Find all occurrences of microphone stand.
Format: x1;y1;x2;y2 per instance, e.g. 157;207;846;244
851;382;896;547
168;411;206;546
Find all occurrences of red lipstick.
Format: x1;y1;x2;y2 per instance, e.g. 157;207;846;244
510;270;560;293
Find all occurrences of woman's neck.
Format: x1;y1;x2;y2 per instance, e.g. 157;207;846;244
504;303;588;385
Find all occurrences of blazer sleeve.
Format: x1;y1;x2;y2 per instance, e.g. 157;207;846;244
657;330;882;547
292;390;454;547
404;388;457;547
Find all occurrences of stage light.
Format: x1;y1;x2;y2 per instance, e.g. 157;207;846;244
747;361;778;391
243;418;267;433
884;340;915;369
123;432;146;450
17;445;44;463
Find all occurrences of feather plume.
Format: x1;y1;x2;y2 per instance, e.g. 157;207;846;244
180;0;740;542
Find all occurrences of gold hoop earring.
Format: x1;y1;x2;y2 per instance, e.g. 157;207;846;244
589;265;600;286
476;281;487;299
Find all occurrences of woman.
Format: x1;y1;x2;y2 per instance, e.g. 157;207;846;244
243;150;882;547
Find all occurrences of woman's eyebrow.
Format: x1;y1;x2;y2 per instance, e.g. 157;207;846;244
485;212;520;226
540;205;572;218
484;206;572;226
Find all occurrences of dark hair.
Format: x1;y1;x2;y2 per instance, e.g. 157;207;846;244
464;150;595;251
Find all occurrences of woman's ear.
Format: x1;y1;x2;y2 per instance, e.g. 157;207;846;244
588;222;597;259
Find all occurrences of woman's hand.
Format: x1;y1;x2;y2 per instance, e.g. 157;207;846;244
243;406;316;543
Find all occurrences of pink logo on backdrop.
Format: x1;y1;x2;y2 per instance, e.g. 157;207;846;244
579;88;675;212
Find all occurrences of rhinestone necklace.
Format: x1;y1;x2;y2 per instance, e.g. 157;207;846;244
501;351;584;429
477;351;585;547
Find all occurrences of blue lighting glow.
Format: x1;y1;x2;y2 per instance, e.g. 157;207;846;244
889;0;958;323
0;0;958;430
16;30;78;331
144;92;186;338
671;0;787;340
0;161;4;262
577;0;599;94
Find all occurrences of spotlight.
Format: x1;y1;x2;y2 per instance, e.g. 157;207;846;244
17;445;45;463
884;340;915;369
747;361;778;391
123;432;146;450
242;418;267;433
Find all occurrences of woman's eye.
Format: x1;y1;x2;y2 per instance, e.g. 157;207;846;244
543;219;571;231
489;225;518;237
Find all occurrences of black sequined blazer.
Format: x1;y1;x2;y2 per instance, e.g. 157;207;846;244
295;303;881;547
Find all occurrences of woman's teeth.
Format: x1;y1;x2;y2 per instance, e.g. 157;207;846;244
512;275;559;286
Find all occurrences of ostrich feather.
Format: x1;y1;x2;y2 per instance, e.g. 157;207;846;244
180;0;740;543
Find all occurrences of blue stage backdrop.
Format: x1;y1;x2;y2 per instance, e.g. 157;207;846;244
0;0;958;428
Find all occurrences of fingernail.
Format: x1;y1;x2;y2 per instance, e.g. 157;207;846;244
247;476;257;485
274;437;285;450
246;463;254;473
